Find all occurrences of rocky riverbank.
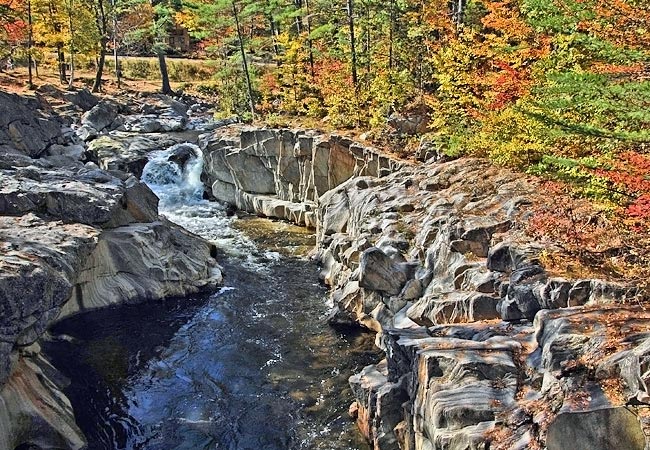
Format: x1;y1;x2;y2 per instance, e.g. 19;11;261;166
199;128;650;449
0;89;223;449
1;85;648;450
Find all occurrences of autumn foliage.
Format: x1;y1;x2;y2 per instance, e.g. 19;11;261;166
1;0;649;280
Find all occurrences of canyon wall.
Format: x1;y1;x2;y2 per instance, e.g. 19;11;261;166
199;127;401;227
201;129;649;450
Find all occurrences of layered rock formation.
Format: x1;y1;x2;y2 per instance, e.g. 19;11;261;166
0;90;222;450
199;125;649;449
313;158;648;449
199;127;400;227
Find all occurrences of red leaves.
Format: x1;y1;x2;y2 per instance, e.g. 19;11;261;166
593;152;650;231
488;61;531;110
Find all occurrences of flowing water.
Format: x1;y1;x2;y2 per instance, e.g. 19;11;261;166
44;144;378;450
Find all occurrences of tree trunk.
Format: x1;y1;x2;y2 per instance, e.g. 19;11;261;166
27;0;33;88
293;0;302;34
389;0;394;70
451;0;466;28
92;44;106;92
268;14;280;62
232;0;255;120
92;0;108;92
57;45;67;84
346;0;358;90
112;0;121;88
365;4;370;76
157;51;174;95
67;0;75;90
305;0;314;78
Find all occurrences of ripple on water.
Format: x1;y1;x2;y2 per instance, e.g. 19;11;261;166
44;144;379;450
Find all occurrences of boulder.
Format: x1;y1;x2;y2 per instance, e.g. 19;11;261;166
0;215;99;384
168;143;200;169
0;165;157;228
63;89;99;111
0;353;86;450
57;220;222;319
80;100;119;132
359;247;410;296
0;91;64;157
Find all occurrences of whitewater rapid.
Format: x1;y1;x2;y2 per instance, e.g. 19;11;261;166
141;143;280;268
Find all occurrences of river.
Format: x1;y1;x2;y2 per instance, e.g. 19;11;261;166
43;144;378;450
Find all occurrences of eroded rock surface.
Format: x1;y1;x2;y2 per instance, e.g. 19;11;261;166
200;127;400;227
311;157;648;449
199;126;648;448
0;90;223;450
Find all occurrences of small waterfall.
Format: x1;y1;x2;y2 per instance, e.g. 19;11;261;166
141;143;205;209
141;143;279;269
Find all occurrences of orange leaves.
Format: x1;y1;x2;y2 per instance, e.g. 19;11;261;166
0;0;27;44
480;0;532;41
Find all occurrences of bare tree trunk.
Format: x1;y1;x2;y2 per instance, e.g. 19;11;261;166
346;0;358;90
293;0;302;34
365;4;370;76
232;0;255;120
92;0;108;92
112;0;121;88
389;0;394;70
66;0;75;89
451;0;466;29
93;44;106;92
27;0;33;88
268;14;280;62
305;0;314;78
57;45;67;84
157;51;174;94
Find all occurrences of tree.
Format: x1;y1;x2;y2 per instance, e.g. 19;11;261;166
89;0;110;91
151;0;175;94
231;0;255;118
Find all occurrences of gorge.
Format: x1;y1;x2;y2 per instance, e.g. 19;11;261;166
0;87;648;450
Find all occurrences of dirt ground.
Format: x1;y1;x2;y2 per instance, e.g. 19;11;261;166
0;65;184;97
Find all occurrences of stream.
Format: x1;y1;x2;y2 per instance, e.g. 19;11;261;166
43;144;378;450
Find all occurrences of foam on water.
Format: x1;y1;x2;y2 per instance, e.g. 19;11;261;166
141;143;275;271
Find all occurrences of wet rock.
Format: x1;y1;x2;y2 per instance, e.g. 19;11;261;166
87;133;199;177
0;354;86;450
168;143;200;168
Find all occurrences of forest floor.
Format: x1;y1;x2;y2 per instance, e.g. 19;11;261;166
0;64;177;96
1;66;648;297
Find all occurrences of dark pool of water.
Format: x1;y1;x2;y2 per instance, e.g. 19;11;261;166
44;254;379;450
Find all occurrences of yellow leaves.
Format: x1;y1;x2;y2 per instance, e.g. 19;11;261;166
174;11;199;33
